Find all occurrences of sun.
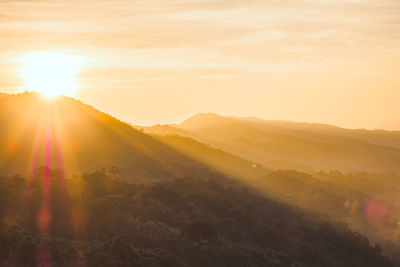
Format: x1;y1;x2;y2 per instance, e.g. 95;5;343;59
17;51;85;98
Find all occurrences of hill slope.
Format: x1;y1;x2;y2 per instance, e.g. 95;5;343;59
0;93;224;182
241;117;400;149
174;113;400;172
152;134;268;180
0;170;394;267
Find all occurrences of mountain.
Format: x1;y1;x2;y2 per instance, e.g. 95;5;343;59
173;113;400;173
0;93;225;182
240;117;400;149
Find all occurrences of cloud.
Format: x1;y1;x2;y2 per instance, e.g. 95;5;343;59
1;0;400;94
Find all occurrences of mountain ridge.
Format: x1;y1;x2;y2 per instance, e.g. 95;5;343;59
0;93;227;183
138;112;400;173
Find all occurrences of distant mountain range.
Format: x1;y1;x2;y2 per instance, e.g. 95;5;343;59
137;112;400;173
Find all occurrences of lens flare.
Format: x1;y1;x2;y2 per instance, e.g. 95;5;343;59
16;51;86;98
363;194;400;239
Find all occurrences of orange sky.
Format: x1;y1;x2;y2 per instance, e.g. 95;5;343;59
0;0;399;129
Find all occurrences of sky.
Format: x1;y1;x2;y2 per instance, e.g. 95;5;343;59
0;0;399;129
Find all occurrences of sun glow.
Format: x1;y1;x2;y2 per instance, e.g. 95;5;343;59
17;51;86;98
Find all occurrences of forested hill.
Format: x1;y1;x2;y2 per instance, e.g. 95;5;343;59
0;169;394;267
0;93;225;182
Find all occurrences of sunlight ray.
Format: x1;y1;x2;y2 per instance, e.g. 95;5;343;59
16;51;86;98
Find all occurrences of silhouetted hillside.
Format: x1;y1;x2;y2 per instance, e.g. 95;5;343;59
0;93;225;182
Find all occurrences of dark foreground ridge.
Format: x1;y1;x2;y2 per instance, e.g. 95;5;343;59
0;169;394;267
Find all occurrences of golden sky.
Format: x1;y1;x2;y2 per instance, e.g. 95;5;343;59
0;0;399;129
